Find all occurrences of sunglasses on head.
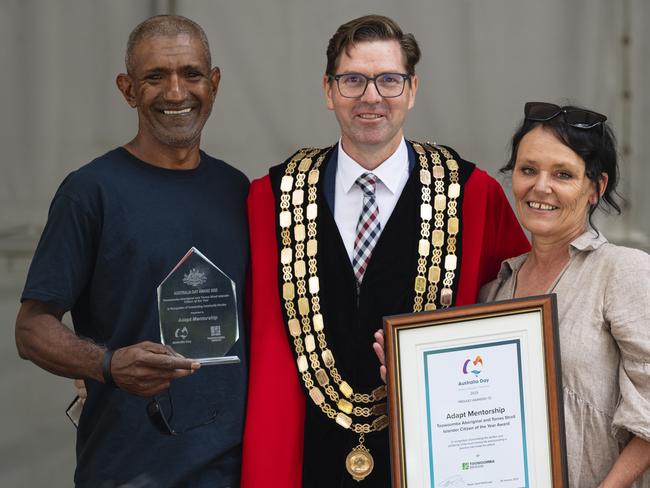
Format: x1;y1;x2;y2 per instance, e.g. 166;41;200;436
524;102;607;129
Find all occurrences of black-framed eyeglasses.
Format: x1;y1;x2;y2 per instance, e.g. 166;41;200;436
524;102;607;129
146;389;218;436
328;72;411;98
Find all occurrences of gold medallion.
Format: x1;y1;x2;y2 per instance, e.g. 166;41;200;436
345;444;374;481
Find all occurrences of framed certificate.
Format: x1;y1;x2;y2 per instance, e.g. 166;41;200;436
384;295;567;488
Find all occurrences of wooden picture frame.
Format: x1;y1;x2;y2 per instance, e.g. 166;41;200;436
384;295;567;487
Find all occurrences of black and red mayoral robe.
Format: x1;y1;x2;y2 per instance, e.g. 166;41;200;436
242;142;530;487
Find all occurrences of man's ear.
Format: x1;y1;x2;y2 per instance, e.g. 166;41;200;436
323;74;335;111
407;73;419;110
116;73;137;108
209;67;221;100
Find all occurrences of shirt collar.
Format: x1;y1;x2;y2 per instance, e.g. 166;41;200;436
570;228;608;252
495;229;609;282
336;137;408;194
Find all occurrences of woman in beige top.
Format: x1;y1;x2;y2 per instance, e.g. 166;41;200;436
480;102;650;487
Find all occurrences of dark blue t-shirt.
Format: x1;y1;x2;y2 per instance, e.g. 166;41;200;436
22;147;249;487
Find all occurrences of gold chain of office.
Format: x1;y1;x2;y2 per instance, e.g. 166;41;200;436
277;141;461;480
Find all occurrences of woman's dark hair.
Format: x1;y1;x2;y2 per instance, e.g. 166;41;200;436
501;106;622;230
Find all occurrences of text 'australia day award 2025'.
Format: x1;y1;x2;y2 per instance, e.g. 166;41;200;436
157;247;239;365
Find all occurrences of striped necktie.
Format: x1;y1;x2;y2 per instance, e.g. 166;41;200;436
352;172;381;284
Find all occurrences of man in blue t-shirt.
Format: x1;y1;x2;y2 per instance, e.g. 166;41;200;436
15;15;248;487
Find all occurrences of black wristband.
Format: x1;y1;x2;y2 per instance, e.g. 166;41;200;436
102;349;116;388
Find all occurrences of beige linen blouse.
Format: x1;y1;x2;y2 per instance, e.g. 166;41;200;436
480;231;650;487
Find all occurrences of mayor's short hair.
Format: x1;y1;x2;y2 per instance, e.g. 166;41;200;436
125;15;211;75
326;15;421;76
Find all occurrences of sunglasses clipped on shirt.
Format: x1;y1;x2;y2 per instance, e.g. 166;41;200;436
146;389;218;436
524;102;607;130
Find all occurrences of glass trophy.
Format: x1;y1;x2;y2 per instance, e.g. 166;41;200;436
157;247;240;365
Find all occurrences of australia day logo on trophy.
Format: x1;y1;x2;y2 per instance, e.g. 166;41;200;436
157;247;240;365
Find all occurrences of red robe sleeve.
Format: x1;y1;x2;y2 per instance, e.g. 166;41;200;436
241;176;305;488
456;167;530;305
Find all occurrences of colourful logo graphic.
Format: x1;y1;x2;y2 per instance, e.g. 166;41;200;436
462;355;483;376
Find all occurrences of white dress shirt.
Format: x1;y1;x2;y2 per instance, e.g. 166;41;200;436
334;138;410;264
